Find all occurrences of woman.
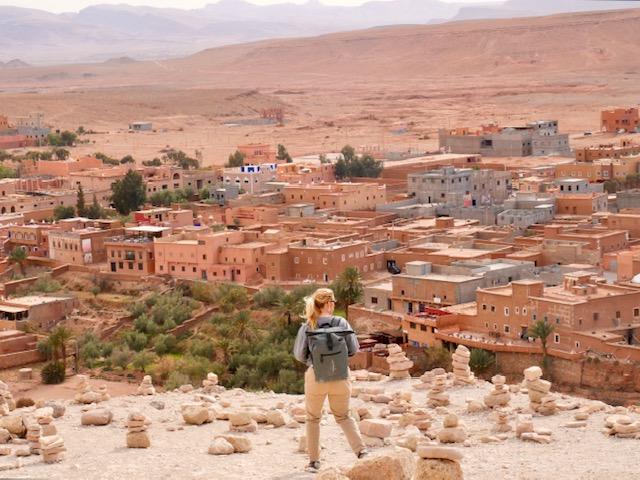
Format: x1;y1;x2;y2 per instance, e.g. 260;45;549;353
293;287;368;473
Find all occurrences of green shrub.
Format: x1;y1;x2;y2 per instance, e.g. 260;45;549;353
414;347;452;372
165;371;191;391
253;286;286;309
132;351;158;372
41;361;65;384
28;275;62;294
123;331;148;352
153;334;179;355
110;346;134;369
189;339;215;359
469;348;495;374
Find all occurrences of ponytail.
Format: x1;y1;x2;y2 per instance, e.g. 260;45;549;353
304;287;336;329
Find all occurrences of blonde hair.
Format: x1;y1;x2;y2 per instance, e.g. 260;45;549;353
304;288;336;329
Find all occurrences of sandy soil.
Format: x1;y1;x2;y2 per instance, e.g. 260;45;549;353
3;375;639;480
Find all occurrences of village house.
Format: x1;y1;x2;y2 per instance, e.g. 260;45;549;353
276;162;335;184
283;182;386;211
601;107;640;133
154;230;274;283
4;223;59;257
237;143;276;164
408;166;511;207
222;164;278;194
439;120;571;157
575;140;640;162
48;226;124;265
265;238;384;283
0;295;77;331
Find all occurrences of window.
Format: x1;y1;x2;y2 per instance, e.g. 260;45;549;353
504;307;509;316
420;325;427;331
522;307;527;316
504;325;510;334
490;305;495;312
409;322;416;329
371;297;378;304
616;311;621;319
171;265;175;271
634;308;640;317
593;312;599;321
482;304;487;310
401;290;405;296
138;263;143;270
554;333;560;344
575;341;581;349
515;307;520;315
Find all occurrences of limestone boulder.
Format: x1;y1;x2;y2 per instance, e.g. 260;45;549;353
126;432;150;448
0;416;25;436
181;403;210;426
80;408;113;426
208;437;234;455
317;467;350;480
216;434;252;453
415;458;463;480
346;449;416;480
359;419;392;439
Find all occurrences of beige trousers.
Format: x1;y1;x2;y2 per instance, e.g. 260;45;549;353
304;366;365;462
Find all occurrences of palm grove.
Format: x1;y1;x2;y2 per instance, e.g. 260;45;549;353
39;267;365;393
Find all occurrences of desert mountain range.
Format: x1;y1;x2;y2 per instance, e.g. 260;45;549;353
1;7;639;91
0;0;637;65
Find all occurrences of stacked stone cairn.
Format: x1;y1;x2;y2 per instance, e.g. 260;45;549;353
136;375;156;396
604;414;640;439
0;381;15;414
493;409;512;433
398;409;432;431
26;422;41;455
388;391;412;414
74;375;102;404
229;411;258;433
126;412;150;448
451;345;474;384
427;373;449;408
40;434;65;463
35;407;56;436
437;414;467;444
484;375;511;408
416;446;463;480
0;380;16;412
358;419;392;448
97;385;110;402
386;344;413;379
516;414;552;444
523;366;557;415
202;373;220;393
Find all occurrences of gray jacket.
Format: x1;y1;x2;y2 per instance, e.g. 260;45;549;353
293;315;359;367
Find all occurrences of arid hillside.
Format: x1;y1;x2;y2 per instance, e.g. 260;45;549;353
1;8;639;90
1;9;639;164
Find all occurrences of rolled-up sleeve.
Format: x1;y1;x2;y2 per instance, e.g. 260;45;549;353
293;323;309;364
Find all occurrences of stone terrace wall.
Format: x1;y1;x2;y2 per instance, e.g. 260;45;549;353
495;351;640;404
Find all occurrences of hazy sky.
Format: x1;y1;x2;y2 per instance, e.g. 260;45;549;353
7;0;495;14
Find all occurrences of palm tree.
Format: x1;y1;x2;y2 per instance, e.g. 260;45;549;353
333;266;364;319
528;319;554;373
276;292;303;326
49;325;73;372
214;283;249;314
8;247;27;275
232;310;256;344
215;337;238;364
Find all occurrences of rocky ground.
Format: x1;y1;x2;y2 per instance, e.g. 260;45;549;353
1;372;640;480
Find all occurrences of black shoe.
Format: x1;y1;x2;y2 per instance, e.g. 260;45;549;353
357;449;370;459
306;461;321;473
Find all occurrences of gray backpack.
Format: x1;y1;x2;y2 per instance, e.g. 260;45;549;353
306;319;354;383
